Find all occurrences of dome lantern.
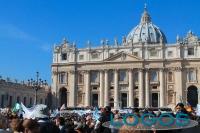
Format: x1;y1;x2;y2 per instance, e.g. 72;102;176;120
126;4;167;45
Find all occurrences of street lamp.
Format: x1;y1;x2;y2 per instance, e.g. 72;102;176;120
27;72;47;105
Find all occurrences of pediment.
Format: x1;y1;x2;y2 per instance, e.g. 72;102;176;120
104;52;142;62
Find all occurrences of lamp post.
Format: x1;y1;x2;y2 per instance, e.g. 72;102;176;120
27;72;47;105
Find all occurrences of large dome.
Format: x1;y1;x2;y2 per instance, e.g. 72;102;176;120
126;7;167;44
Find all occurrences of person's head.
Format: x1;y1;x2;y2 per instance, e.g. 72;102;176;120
105;106;111;112
22;119;40;133
55;117;65;126
176;103;184;111
100;107;105;113
114;110;119;114
10;116;21;132
133;108;139;113
0;116;7;129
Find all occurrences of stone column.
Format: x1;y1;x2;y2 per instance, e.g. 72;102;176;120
145;70;150;107
52;71;59;108
85;71;90;107
104;70;109;106
139;69;144;107
198;88;200;104
175;67;183;104
160;69;165;107
128;69;134;107
69;70;76;107
99;70;104;107
114;69;119;109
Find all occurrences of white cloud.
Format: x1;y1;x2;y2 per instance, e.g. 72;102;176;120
40;44;52;52
0;23;37;41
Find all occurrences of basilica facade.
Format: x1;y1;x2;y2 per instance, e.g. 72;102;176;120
51;7;200;109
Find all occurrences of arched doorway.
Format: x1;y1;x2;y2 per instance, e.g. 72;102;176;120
187;86;198;107
59;87;67;107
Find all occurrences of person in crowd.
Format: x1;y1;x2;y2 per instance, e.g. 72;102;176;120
9;116;23;133
113;110;120;120
175;103;188;116
96;106;113;133
132;108;141;117
55;117;66;133
0;115;9;133
22;119;40;133
84;115;94;133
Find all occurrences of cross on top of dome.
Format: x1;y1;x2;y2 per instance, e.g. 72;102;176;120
141;4;152;24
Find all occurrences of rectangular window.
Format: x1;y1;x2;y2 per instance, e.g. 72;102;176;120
150;71;158;82
40;99;43;104
9;96;12;107
134;72;138;82
59;72;67;84
91;53;99;59
109;71;114;83
79;55;84;60
93;87;98;90
78;73;84;84
119;70;127;82
109;53;114;57
1;95;4;108
133;52;138;57
188;48;194;56
91;71;99;83
17;96;20;103
152;86;157;89
150;49;158;57
188;69;196;82
24;97;27;106
168;72;173;82
30;98;33;106
61;53;67;60
168;51;173;57
134;86;138;90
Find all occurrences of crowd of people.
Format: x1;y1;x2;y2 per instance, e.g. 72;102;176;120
0;103;199;133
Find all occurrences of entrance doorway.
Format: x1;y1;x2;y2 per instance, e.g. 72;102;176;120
134;98;139;107
152;93;158;107
121;93;127;108
109;98;114;108
187;86;198;107
92;94;98;107
59;87;67;107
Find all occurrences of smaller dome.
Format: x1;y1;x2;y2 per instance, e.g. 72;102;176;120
126;6;167;45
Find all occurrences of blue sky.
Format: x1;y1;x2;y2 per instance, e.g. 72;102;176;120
0;0;200;83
